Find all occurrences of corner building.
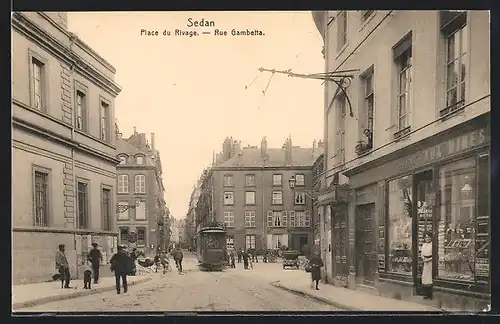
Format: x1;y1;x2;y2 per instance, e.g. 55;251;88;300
313;10;490;311
197;137;323;253
12;12;122;284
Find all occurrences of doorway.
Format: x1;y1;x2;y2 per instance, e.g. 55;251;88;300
413;169;435;295
333;210;348;286
355;203;376;286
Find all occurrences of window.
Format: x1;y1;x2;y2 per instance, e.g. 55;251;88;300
120;227;129;245
102;188;111;231
117;175;129;193
224;211;235;228
271;234;286;249
295;174;305;186
223;174;233;187
223;191;234;205
387;175;413;274
362;69;374;149
34;170;49;226
272;174;282;186
137;227;146;246
135;201;146;220
245;211;256;228
100;101;109;141
272;191;283;205
245;235;256;249
442;12;468;115
135;175;146;193
337;11;347;51
31;57;44;110
119;156;127;165
337;95;347;163
117;202;129;220
226;236;235;249
436;157;476;282
245;191;256;205
136;156;144;165
361;10;374;21
267;211;288;228
294;192;306;205
245;174;255;186
394;36;412;133
76;90;86;131
290;211;311;227
77;182;89;229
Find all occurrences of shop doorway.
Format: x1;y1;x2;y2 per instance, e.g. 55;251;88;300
355;203;376;286
333;210;348;286
413;169;435;295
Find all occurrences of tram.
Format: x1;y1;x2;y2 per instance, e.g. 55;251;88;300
197;221;227;271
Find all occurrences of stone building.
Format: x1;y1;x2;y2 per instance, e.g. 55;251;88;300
12;12;122;284
115;128;167;255
312;10;490;311
195;137;323;253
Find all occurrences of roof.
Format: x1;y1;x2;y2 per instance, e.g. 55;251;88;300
217;146;324;168
116;138;156;167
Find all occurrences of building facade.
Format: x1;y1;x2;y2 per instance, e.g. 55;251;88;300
313;10;490;311
196;137;323;253
12;12;122;284
184;184;201;250
116;128;167;255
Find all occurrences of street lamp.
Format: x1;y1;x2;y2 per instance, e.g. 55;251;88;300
116;197;142;213
288;175;316;200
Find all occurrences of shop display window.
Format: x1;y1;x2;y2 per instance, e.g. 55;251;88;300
437;158;476;281
387;175;413;274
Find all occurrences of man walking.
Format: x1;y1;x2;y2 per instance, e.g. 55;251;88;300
237;249;242;263
110;244;133;294
88;243;103;284
55;244;71;289
173;247;184;274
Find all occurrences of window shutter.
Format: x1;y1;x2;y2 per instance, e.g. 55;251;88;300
440;11;467;36
267;234;273;249
282;211;288;227
282;234;289;248
290;211;296;227
267;211;273;227
305;211;311;227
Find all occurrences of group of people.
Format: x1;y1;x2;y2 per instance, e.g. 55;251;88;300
55;242;186;295
226;248;258;270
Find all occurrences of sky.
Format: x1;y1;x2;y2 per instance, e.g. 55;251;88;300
68;11;324;219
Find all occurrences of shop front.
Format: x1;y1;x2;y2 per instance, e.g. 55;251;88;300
344;114;490;311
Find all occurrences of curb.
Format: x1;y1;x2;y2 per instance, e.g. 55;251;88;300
13;277;152;310
271;281;357;311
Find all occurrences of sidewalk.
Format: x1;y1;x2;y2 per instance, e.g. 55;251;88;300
12;275;152;311
272;277;443;312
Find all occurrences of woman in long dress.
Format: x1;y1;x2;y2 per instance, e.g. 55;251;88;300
309;252;324;290
421;232;433;300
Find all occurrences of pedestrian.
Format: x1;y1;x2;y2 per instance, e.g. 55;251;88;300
308;251;324;290
263;249;268;263
252;249;258;263
421;232;434;300
237;249;242;263
173;247;184;274
242;249;249;270
55;244;71;289
88;243;103;284
229;250;236;268
110;244;133;294
160;251;169;274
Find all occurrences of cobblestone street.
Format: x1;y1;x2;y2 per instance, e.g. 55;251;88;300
18;254;338;312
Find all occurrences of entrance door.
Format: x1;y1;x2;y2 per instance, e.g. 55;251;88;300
413;170;434;295
355;204;376;286
333;211;348;286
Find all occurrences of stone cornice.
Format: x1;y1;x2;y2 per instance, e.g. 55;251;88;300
12;115;121;165
213;165;312;172
12;12;122;97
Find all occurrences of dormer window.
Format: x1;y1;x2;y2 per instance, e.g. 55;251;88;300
136;156;144;165
119;156;127;165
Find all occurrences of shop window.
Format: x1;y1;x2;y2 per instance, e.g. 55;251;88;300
437;157;477;282
387;175;413;274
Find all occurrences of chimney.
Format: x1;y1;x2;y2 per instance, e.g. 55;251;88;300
285;136;292;165
222;137;232;161
318;139;324;148
151;133;155;150
232;140;241;155
261;137;268;159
